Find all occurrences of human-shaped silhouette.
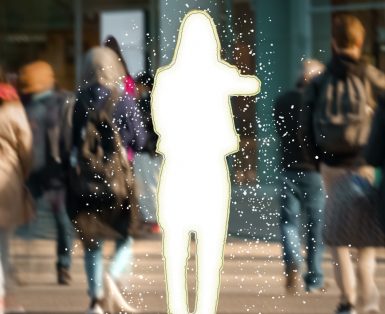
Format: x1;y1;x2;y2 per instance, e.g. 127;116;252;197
151;10;260;314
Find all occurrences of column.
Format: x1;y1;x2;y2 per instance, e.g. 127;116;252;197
74;0;83;87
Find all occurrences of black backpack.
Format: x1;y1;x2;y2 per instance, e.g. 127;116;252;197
70;105;132;210
59;91;76;169
26;90;75;195
313;71;372;155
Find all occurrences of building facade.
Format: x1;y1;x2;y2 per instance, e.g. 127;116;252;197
1;0;385;237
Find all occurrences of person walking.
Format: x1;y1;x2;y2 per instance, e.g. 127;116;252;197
104;36;146;237
70;46;144;314
18;61;74;285
0;66;33;314
302;14;385;314
274;59;326;294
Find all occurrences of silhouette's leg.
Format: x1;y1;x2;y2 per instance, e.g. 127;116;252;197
163;229;190;314
195;227;227;314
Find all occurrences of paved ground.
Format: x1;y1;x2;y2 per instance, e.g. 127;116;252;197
7;235;385;314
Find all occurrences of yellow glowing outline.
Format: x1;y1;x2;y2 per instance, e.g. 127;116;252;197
151;9;261;314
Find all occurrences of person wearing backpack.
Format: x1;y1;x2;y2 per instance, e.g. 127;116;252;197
302;14;385;314
70;47;145;314
18;61;74;286
274;59;326;295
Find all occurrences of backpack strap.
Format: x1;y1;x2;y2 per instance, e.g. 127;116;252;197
363;73;376;111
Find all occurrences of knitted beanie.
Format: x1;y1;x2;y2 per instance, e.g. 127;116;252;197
19;61;55;94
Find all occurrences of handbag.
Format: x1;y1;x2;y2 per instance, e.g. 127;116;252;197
74;212;123;249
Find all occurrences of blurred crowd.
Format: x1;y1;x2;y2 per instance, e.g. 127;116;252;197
274;14;385;314
0;11;385;314
0;35;160;314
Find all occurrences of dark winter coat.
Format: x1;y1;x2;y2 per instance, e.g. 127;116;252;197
23;89;74;196
274;88;319;172
137;94;158;155
365;94;385;231
70;84;147;238
302;54;385;167
72;84;147;153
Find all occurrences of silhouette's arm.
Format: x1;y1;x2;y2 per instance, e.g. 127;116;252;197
228;68;260;96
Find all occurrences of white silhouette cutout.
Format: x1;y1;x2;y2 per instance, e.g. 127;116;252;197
151;10;260;314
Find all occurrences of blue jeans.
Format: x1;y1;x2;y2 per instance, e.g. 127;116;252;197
44;190;73;270
30;189;73;270
84;236;133;299
54;204;73;270
279;170;325;290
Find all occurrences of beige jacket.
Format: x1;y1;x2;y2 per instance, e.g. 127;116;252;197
0;100;33;228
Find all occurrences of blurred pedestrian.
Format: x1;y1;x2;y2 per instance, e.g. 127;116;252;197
274;59;325;294
366;93;385;233
70;46;144;314
133;73;161;232
0;66;33;313
104;35;146;236
104;35;136;97
18;61;74;285
302;14;385;314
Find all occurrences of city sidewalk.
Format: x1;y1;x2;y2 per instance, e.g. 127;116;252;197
8;235;385;314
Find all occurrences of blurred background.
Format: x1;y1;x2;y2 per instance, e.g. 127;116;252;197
2;2;385;313
2;0;385;238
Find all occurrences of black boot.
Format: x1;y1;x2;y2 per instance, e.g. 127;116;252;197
57;267;71;285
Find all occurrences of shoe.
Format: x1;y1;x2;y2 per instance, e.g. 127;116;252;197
306;285;327;294
335;303;357;314
57;267;71;285
86;299;104;314
104;273;138;313
306;286;326;294
285;269;301;295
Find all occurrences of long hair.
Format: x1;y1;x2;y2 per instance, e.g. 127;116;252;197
81;46;125;97
174;12;219;67
104;35;130;77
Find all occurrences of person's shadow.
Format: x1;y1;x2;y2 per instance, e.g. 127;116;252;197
151;10;260;314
